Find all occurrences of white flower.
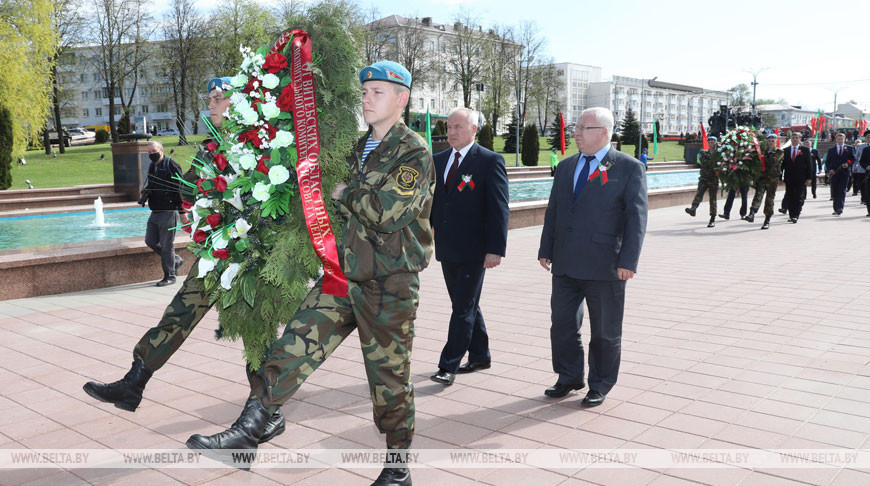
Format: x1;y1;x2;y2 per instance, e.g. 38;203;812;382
239;154;257;170
252;182;272;202
225;188;244;210
271;130;294;148
262;73;280;90
212;234;229;250
195;198;213;209
220;263;241;290
232;218;252;239
240;107;259;126
197;258;216;278
268;165;290;185
230;92;247;106
261;101;281;120
230;74;247;88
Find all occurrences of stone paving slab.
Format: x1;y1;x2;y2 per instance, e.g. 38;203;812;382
1;191;869;485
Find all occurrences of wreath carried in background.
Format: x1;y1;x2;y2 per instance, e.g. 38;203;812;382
713;126;764;191
176;5;359;369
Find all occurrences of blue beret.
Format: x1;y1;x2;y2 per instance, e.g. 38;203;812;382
707;136;717;142
206;77;232;94
359;61;411;89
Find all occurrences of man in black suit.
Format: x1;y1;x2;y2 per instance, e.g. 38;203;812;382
803;140;822;198
781;133;814;223
429;108;510;386
538;107;648;407
859;131;870;217
826;132;854;215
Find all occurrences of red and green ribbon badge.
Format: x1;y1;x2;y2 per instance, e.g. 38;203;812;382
589;162;611;186
457;174;475;191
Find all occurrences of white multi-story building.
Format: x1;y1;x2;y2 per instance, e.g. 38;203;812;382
588;76;729;135
755;104;817;128
363;15;520;132
550;63;602;126
54;45;205;134
835;103;870;122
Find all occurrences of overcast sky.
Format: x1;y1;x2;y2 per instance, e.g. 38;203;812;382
151;0;870;113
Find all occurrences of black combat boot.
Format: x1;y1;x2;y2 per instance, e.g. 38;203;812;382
761;215;771;230
684;207;696;217
83;360;153;412
258;409;286;444
186;398;270;470
718;213;729;220
744;210;756;223
372;454;412;486
707;216;715;228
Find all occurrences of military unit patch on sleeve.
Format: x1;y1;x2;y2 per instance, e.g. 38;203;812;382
394;166;420;195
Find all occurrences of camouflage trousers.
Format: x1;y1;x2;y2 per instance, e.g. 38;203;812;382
749;178;779;217
691;178;718;217
132;260;258;387
252;272;419;450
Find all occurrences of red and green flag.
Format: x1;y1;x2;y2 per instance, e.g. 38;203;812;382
558;112;566;156
425;106;432;151
652;121;658;155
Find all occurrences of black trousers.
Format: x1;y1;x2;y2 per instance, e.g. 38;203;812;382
783;181;807;219
831;171;850;213
723;186;749;218
437;261;490;373
550;274;625;394
853;173;867;200
145;211;181;279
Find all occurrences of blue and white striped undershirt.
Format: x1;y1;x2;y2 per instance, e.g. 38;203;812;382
361;135;380;167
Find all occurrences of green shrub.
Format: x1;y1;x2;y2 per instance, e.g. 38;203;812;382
0;104;13;190
477;124;494;151
521;122;539;166
95;129;110;144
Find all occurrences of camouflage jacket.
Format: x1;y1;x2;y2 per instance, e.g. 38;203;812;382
760;149;784;183
338;120;435;282
698;151;718;182
181;139;215;203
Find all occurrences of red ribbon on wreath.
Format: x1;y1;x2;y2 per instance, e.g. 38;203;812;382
274;29;348;297
752;135;767;172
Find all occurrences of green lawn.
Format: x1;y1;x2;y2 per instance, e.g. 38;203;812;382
9;135;207;190
491;136;686;167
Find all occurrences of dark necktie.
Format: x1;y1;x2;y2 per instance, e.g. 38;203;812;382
792;148;797;161
445;152;460;191
573;155;595;200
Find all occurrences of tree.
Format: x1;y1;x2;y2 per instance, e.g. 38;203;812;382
548;118;571;151
48;0;86;155
653;120;662;143
0;104;12;189
117;110;131;135
635;135;649;159
620;108;640;146
386;15;436;127
444;11;487;108
209;0;279;79
503;113;522;153
0;0;55;158
352;5;390;65
480;23;517;131
529;59;560;136
521;122;539;166
478;124;494;151
512;21;545;123
161;0;209;145
433;119;446;136
730;83;751;110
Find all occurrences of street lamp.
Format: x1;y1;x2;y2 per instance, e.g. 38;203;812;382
638;76;657;154
743;67;768;117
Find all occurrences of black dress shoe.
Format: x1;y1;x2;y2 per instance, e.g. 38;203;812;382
707;219;715;228
174;257;184;273
371;466;411;486
186;398;270;470
456;360;491;374
83;361;153;412
544;382;584;398
718;213;729;220
760;221;770;230
156;277;176;287
684;207;696;217
581;390;605;407
258;409;286;444
744;212;755;223
430;369;454;386
778;208;787;214
788;218;797;224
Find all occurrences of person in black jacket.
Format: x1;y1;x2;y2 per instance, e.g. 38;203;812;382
429;107;509;387
802;140;822;198
781;133;814;223
825;132;855;215
859;132;870;217
140;141;185;286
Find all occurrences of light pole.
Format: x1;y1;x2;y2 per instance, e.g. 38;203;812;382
638;76;657;155
744;67;768;118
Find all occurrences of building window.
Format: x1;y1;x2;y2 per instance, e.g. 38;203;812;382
93;72;100;82
141;105;149;114
81;91;88;100
82;108;89;117
94;89;101;98
429;40;435;51
95;107;102;116
156;104;168;113
80;73;86;83
419;98;424;109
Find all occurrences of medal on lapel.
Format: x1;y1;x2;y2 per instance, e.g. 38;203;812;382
457;174;475;191
589;161;612;186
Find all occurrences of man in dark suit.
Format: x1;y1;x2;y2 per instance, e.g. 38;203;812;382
781;133;814;223
429;108;510;386
538;107;648;407
826;132;854;215
859;131;870;217
802;140;822;198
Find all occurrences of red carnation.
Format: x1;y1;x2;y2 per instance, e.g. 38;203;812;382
212;249;230;260
238;129;264;149
196;178;212;195
262;52;288;74
181;223;192;234
213;176;228;193
205;213;222;228
206;141;218;152
193;230;208;243
241;77;259;94
213;153;228;171
256;155;270;175
181;200;194;211
262;122;277;141
277;85;294;111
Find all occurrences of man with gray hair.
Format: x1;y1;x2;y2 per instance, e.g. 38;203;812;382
429;107;510;386
538;107;648;407
139;140;185;286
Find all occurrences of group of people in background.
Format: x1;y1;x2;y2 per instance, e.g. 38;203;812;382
686;129;870;230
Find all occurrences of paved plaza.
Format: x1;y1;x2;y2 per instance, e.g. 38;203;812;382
1;192;869;485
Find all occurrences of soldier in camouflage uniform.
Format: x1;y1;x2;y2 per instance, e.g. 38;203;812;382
186;61;433;486
685;136;719;227
744;133;784;230
82;77;287;443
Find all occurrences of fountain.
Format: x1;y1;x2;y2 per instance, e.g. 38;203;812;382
93;196;106;227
